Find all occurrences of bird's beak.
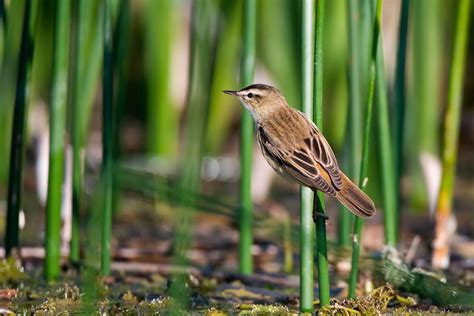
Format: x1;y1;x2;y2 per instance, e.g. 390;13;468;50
223;90;238;96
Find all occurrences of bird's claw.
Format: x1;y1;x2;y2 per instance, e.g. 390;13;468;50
313;211;329;223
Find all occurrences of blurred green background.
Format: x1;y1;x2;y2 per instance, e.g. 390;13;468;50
0;0;473;269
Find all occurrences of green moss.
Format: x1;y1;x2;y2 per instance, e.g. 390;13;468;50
0;256;27;285
237;304;291;315
320;284;416;315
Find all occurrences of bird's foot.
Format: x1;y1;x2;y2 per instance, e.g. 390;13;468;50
312;211;329;223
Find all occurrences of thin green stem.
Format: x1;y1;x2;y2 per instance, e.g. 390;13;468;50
375;34;397;247
348;0;382;299
300;0;315;312
45;0;70;281
170;1;219;310
79;2;103;141
314;0;330;308
0;0;25;182
145;0;177;158
409;0;443;208
339;0;363;248
392;0;409;236
69;0;80;263
4;0;38;256
437;0;471;214
239;0;256;276
71;0;102;263
0;0;5;69
100;0;114;276
433;0;471;269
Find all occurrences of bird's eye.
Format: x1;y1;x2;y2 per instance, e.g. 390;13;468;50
247;93;254;99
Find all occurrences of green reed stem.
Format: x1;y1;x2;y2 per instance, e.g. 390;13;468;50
170;1;219;310
392;0;409;233
339;0;362;248
0;0;24;183
0;0;5;68
78;2;103;141
375;34;397;247
239;0;256;276
45;0;70;281
314;0;330;308
71;0;102;262
300;0;315;312
409;0;443;208
111;0;131;223
145;0;177;158
100;0;113;276
348;0;382;299
434;0;471;268
4;0;38;256
69;0;80;262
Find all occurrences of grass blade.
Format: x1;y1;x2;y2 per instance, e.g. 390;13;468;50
300;0;315;312
348;0;382;299
45;0;70;280
239;0;256;276
4;0;38;256
433;0;471;269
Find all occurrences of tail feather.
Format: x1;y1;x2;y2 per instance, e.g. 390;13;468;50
336;172;375;218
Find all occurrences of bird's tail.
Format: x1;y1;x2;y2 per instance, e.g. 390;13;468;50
336;172;376;218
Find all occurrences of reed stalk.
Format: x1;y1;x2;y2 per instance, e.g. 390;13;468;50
100;0;114;275
145;0;177;158
170;0;219;309
392;0;409;233
68;0;80;262
314;0;330;308
45;0;70;280
238;0;256;276
4;0;38;256
205;1;242;155
339;0;363;248
0;0;4;69
408;0;442;209
111;0;131;226
375;34;397;247
70;0;103;262
300;0;315;312
348;0;382;299
433;0;471;270
0;0;24;183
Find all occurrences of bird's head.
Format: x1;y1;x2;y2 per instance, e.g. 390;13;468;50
224;83;286;120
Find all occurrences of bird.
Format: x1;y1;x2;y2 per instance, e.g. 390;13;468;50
224;83;375;218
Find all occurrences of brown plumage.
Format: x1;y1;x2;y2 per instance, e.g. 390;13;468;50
224;83;375;218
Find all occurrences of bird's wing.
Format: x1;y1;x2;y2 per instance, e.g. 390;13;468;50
295;111;343;190
257;123;338;196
